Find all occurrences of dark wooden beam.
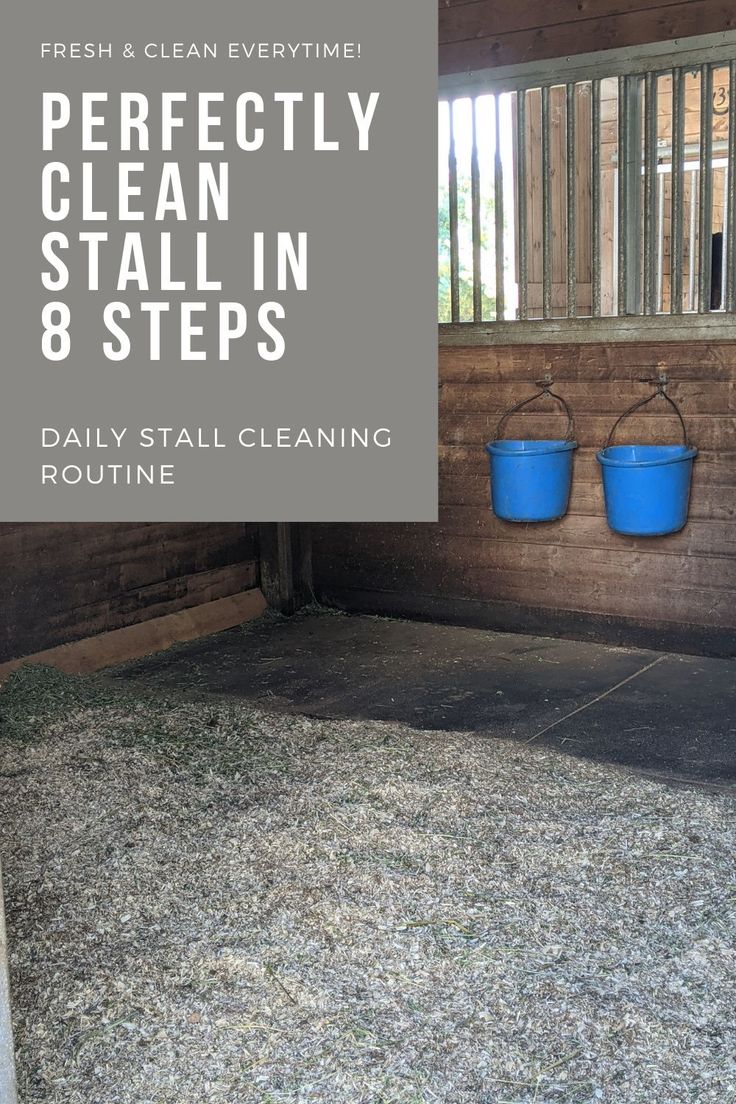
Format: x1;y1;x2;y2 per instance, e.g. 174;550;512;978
259;524;313;615
315;586;736;659
439;1;736;74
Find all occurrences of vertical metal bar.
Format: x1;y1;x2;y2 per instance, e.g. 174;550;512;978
657;172;665;311
516;89;529;320
722;175;729;308
723;166;730;309
494;94;505;321
617;76;628;314
626;76;643;313
726;60;736;312
566;83;577;317
688;167;698;310
698;64;714;313
470;100;482;321
541;85;552;319
643;71;658;315
591;79;601;317
670;67;685;314
448;101;460;323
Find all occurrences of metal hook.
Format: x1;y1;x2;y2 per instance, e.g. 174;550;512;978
637;369;669;393
494;373;575;443
605;369;690;450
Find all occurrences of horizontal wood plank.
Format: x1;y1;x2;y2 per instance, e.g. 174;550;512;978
314;549;736;625
439;1;736;73
439;343;736;382
315;523;736;582
440;380;736;416
0;522;259;663
316;585;736;655
439;469;736;519
439;0;688;44
440;412;736;450
0;589;267;680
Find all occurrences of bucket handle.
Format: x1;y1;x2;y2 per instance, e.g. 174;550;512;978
604;373;691;450
493;376;575;442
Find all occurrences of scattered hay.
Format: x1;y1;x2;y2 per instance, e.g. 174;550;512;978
0;666;734;1103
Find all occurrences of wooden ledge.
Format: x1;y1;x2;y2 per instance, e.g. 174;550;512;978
0;588;267;683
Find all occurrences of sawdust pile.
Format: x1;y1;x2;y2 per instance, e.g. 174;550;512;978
0;666;734;1103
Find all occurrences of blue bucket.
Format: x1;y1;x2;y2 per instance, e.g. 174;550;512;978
597;443;698;536
486;439;577;522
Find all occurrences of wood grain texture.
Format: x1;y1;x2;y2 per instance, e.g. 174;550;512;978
315;586;736;656
313;341;736;642
0;522;258;664
439;0;688;43
439;0;736;74
0;589;267;681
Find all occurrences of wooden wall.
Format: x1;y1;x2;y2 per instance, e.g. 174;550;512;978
308;8;735;652
439;0;736;75
0;523;258;664
313;342;736;654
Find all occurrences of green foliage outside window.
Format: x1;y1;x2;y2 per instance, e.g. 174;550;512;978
438;181;498;322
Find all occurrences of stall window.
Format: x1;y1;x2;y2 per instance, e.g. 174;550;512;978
439;44;736;331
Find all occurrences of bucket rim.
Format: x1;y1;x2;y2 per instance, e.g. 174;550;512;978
597;443;698;468
486;438;577;457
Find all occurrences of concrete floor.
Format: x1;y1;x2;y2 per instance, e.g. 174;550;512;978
112;610;736;790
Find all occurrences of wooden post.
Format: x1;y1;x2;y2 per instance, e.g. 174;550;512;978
258;524;313;615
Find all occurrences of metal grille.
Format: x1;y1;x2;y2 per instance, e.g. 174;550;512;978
438;46;736;327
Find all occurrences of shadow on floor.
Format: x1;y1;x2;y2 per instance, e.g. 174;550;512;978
111;610;736;791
